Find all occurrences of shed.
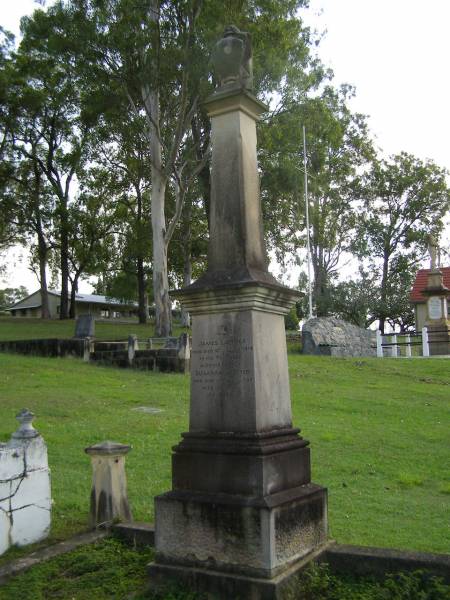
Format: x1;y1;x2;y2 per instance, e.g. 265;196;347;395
7;289;138;320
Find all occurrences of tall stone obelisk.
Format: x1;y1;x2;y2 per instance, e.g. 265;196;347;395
423;235;450;355
149;26;328;598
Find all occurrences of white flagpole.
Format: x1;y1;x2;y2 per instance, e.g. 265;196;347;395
303;126;313;320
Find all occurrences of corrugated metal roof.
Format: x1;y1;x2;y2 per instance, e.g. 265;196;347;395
410;267;450;303
73;293;137;306
7;304;42;311
8;289;138;309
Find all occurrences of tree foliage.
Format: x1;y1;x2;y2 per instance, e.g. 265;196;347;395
355;152;450;332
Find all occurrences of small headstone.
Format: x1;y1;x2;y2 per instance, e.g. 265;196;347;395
74;314;95;339
131;407;163;414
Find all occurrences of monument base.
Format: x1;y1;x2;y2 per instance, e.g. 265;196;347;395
427;322;450;355
149;539;331;600
152;484;327;581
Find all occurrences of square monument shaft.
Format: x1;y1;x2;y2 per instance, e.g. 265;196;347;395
189;308;292;433
208;97;267;273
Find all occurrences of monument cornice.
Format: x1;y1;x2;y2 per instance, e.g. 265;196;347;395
203;86;268;120
422;286;449;297
172;280;301;315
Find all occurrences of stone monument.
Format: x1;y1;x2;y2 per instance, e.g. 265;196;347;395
149;27;328;599
423;235;450;355
74;314;95;339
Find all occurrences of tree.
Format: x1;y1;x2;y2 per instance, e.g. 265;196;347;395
0;286;28;311
7;13;93;319
356;152;450;333
86;113;153;323
260;85;374;315
41;0;325;335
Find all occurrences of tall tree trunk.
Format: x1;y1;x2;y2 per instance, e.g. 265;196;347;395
32;153;50;319
180;200;192;327
137;256;147;324
59;199;70;319
37;232;50;319
151;170;171;336
145;0;171;337
379;250;390;334
69;271;80;319
135;186;147;324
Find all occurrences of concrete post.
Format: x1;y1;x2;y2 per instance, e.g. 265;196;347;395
128;335;138;365
83;338;91;362
422;327;430;357
405;334;412;358
85;441;132;528
376;330;383;358
391;334;398;357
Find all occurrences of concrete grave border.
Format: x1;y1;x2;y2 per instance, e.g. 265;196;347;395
0;522;448;589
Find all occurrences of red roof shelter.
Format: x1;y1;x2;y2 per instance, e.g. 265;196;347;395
410;267;450;303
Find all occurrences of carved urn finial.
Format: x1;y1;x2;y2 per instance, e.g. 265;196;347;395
12;408;39;439
212;25;253;91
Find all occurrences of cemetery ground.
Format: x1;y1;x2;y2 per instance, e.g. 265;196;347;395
0;316;188;342
0;320;449;598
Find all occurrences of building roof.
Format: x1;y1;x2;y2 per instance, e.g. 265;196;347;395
410;267;450;303
8;289;137;309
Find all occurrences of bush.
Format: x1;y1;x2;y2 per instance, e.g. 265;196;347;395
285;306;300;330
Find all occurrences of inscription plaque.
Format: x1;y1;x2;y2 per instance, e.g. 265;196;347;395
428;297;442;320
192;335;254;396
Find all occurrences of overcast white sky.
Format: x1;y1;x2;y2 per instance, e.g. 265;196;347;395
1;0;449;292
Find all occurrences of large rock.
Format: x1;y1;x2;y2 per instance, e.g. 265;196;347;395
302;317;375;357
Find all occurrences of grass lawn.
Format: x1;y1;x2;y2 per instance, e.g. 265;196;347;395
0;346;448;557
0;317;187;342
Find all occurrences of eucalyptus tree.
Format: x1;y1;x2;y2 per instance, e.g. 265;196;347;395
0;27;19;252
5;12;95;319
355;152;450;333
86;113;152;323
0;29;56;317
260;84;374;315
38;0;323;335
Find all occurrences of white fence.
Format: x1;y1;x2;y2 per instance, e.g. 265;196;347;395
0;410;51;556
376;328;430;358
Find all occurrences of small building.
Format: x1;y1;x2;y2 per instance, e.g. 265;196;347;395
7;289;138;320
410;267;450;331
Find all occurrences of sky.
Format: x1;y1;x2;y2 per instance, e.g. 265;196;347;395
1;0;450;292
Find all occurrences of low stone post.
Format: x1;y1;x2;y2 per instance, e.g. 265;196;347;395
85;441;132;528
83;338;92;362
405;334;412;358
422;327;430;357
128;335;138;365
376;330;383;358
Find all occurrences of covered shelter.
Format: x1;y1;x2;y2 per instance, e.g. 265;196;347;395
7;289;138;320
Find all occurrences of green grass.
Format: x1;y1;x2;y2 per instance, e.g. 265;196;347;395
0;317;188;341
0;538;154;600
0;539;448;600
0;333;449;557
